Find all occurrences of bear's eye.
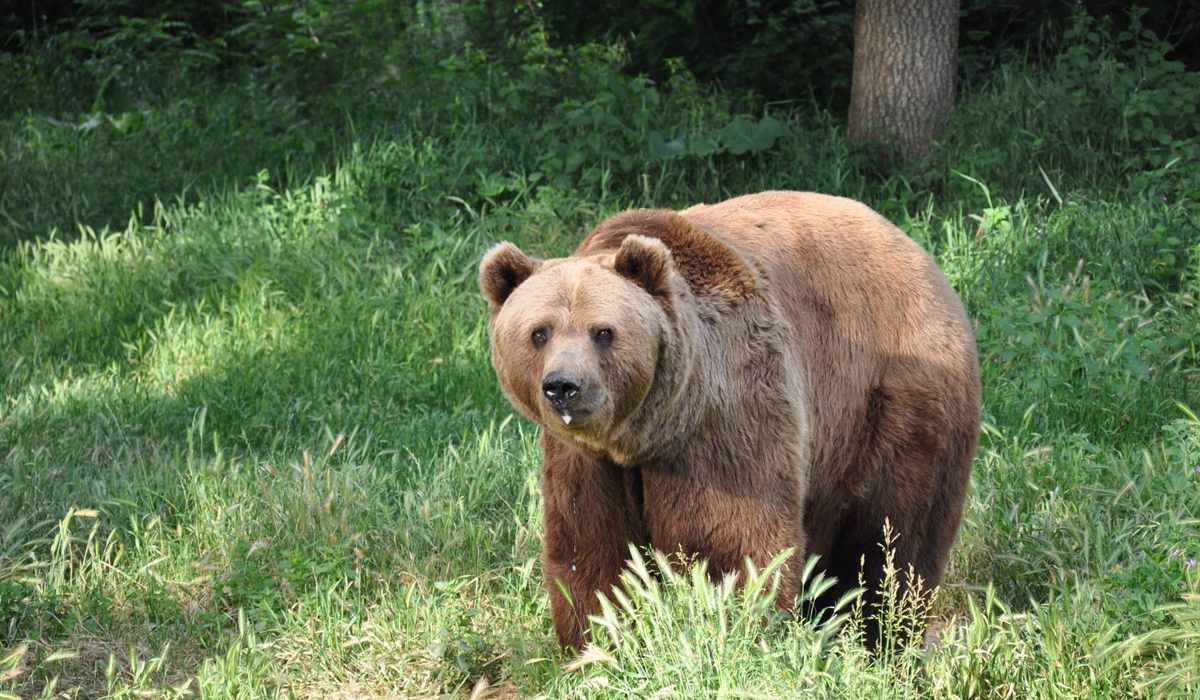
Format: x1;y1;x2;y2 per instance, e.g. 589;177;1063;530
531;328;549;348
593;328;614;344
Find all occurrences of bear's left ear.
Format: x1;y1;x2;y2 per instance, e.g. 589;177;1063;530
479;242;539;311
614;234;673;295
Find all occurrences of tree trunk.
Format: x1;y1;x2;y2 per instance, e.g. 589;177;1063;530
848;0;959;162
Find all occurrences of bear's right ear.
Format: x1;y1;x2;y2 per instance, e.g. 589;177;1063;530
614;234;673;296
479;242;539;311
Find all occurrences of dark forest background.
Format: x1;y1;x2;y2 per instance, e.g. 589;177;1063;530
6;0;1200;109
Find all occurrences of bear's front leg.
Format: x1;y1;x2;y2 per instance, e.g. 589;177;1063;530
641;441;807;608
539;435;648;651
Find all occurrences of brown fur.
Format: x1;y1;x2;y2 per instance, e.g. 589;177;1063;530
479;191;980;651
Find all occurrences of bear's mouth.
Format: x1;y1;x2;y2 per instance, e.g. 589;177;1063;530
557;408;592;426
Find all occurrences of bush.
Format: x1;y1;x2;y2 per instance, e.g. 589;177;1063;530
933;8;1200;207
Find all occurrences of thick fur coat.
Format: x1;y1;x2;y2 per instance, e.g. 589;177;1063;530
479;191;980;650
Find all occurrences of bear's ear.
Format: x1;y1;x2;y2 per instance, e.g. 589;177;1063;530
614;234;673;295
479;242;539;311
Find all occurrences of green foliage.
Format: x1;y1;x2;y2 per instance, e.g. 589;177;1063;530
542;0;1200;107
220;540;356;613
650;114;789;159
1108;573;1200;698
1054;9;1200;202
544;1;854;105
0;580;70;644
936;9;1200;210
975;254;1194;439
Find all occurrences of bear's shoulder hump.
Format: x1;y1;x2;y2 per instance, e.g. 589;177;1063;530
577;209;759;304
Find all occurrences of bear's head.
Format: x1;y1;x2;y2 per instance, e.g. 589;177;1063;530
479;234;687;462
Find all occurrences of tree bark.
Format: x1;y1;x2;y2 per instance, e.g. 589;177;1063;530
848;0;959;162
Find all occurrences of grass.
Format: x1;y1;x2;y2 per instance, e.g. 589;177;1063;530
2;13;1200;699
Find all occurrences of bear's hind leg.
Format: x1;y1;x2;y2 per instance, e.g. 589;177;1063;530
810;511;940;651
812;382;974;650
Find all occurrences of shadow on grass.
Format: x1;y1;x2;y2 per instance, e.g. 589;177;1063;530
0;85;345;251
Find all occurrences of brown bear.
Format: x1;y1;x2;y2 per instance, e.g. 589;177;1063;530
479;191;979;651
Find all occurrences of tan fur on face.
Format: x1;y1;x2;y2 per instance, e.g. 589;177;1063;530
489;257;668;458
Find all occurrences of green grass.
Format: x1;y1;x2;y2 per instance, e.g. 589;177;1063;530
2;16;1200;699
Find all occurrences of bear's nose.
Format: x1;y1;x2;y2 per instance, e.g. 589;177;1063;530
542;372;582;406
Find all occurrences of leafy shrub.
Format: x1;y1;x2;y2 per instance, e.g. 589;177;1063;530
976;263;1194;440
1109;573;1200;698
1053;9;1200;202
935;8;1200;207
220;541;355;613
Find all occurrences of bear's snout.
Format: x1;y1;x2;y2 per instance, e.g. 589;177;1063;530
542;371;582;404
541;371;591;422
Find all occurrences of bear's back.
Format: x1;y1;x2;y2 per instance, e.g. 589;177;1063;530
679;191;967;354
681;192;979;541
